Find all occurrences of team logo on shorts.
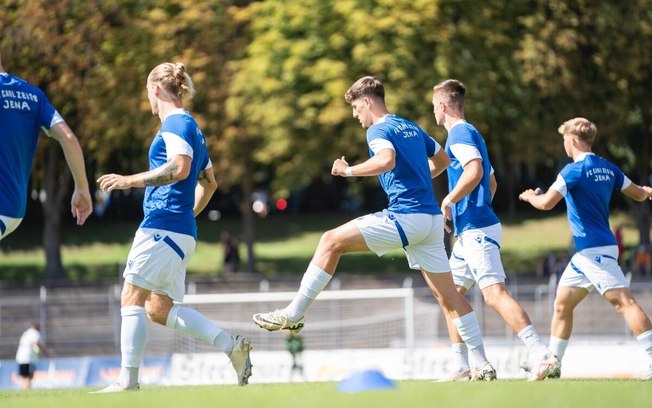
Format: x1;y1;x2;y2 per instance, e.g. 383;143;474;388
154;233;163;242
594;255;601;264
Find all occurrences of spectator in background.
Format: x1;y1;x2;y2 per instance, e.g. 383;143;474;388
635;245;652;276
221;231;240;273
0;52;92;240
15;323;47;390
284;332;305;381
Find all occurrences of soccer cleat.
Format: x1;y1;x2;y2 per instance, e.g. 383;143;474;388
643;365;652;380
229;335;253;386
90;382;140;393
528;353;560;382
435;367;472;382
472;362;497;381
522;357;562;379
253;310;305;333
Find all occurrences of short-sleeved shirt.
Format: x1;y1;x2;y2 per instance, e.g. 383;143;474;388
550;152;630;251
139;109;211;239
15;328;41;364
445;120;499;235
366;114;441;215
0;73;64;217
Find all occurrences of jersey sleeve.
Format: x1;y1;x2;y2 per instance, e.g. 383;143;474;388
423;132;441;157
551;163;581;197
161;116;194;160
448;125;481;167
612;164;629;191
38;90;64;136
366;125;395;154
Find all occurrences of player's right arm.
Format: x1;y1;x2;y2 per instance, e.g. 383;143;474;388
490;172;497;200
49;122;92;225
428;148;450;178
622;183;652;202
519;184;563;210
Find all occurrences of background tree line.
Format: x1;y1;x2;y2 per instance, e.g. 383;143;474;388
1;0;651;280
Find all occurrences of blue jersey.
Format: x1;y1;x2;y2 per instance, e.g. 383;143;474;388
139;109;210;239
0;73;63;217
366;114;441;215
445;121;499;235
550;153;628;252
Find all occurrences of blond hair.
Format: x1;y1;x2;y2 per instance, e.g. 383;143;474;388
558;117;597;146
148;62;195;101
344;76;385;104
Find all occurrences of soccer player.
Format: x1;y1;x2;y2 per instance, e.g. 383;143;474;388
519;117;652;380
0;52;92;240
94;62;252;392
254;76;495;378
432;79;555;381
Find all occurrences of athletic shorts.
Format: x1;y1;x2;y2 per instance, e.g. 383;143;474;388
0;215;22;241
558;245;628;295
449;223;506;290
123;228;196;302
18;363;35;379
354;210;450;273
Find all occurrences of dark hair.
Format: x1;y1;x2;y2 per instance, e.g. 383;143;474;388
344;76;385;104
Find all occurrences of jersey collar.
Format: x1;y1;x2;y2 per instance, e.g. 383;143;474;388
449;119;466;131
574;152;594;162
162;108;187;121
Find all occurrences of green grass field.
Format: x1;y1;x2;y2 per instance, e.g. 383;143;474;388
0;211;644;282
2;380;651;408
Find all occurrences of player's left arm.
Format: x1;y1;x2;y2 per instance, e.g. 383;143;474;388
98;154;191;191
331;148;395;177
194;166;218;217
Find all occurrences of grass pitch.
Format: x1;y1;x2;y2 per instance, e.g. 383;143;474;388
2;380;651;408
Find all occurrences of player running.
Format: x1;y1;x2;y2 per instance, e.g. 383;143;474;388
253;76;495;378
432;79;555;381
520;117;652;380
94;62;252;392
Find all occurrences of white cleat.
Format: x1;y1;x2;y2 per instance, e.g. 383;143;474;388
253;310;305;333
90;382;140;393
643;365;652;380
472;362;497;381
528;353;560;382
229;335;253;386
435;367;472;382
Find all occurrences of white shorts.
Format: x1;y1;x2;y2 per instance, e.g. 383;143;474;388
354;210;450;273
0;215;22;241
558;245;628;295
123;228;196;302
450;223;506;290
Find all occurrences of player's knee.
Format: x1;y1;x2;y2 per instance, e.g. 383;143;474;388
145;303;166;325
319;230;344;254
553;300;571;317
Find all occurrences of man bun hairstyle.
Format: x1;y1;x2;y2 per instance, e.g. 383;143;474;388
149;62;196;101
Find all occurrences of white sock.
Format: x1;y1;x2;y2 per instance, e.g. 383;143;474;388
452;342;469;371
549;336;569;359
636;329;652;364
119;306;147;387
166;305;234;353
285;263;332;321
517;325;548;357
452;312;488;366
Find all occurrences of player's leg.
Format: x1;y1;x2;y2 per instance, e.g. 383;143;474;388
147;293;252;386
254;214;373;331
439;285;473;381
602;287;652;377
